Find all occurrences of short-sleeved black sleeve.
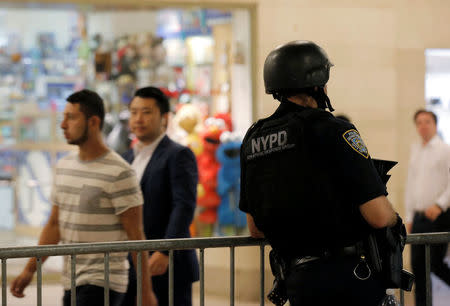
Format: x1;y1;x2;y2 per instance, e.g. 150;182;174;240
311;117;387;207
239;141;250;213
239;120;260;214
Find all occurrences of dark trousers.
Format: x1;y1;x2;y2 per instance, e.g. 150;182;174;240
63;284;124;306
431;209;450;286
285;256;386;306
121;265;192;306
411;212;450;306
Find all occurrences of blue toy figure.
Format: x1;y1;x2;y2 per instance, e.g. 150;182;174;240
215;131;247;236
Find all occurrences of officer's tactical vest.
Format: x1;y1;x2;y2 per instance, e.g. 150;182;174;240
242;109;361;257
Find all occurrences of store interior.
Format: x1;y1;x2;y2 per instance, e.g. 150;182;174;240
0;5;253;238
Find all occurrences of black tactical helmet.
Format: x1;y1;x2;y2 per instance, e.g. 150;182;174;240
264;40;333;94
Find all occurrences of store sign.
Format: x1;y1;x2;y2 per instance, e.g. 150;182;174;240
157;9;230;39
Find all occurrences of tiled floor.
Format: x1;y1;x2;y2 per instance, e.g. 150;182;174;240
2;284;261;306
0;283;420;306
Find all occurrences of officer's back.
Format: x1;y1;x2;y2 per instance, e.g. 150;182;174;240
239;40;401;306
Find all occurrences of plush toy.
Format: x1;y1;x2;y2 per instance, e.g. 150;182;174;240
214;112;233;131
195;117;227;236
215;131;247;236
172;104;203;156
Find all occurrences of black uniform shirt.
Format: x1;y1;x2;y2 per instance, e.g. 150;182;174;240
239;101;387;258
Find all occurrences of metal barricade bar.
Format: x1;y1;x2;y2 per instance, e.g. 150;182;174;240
104;253;110;306
200;248;205;306
400;287;404;305
137;251;142;306
169;250;174;306
425;245;431;306
260;245;265;306
406;232;450;245
71;254;76;306
0;237;266;259
230;246;235;306
2;258;6;306
37;257;42;306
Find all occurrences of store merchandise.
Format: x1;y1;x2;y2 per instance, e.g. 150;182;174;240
215;131;247;236
172;103;204;155
16;151;52;227
0;150;17;229
195;117;228;236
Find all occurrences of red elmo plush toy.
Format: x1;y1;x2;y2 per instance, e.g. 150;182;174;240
195;116;229;236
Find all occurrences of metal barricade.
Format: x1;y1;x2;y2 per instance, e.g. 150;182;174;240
0;233;449;306
402;232;450;306
0;236;267;306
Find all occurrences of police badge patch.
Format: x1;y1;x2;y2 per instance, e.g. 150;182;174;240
342;129;369;158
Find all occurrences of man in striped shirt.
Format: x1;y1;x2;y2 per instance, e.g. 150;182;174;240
10;89;157;306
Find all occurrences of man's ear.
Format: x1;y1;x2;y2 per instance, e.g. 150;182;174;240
89;116;102;130
162;113;169;128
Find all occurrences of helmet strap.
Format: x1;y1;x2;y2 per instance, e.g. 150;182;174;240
305;87;334;112
274;87;334;112
272;92;284;102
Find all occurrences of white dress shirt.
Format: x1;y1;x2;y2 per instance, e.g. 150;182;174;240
131;133;165;182
404;135;450;223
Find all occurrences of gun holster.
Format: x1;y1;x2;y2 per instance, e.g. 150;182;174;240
268;250;288;306
364;215;415;291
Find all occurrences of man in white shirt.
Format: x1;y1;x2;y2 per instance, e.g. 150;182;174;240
405;109;450;306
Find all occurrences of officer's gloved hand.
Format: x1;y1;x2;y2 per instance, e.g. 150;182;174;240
387;214;406;251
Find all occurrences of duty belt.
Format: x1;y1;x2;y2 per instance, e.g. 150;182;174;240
289;245;360;269
290;256;320;267
267;244;363;305
323;245;359;257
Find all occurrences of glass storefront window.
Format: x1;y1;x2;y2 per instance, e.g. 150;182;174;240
0;3;252;238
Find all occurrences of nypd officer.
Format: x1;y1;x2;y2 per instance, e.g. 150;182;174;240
239;40;400;306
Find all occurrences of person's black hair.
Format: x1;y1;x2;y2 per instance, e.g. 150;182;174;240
66;89;105;128
133;86;170;114
414;109;437;124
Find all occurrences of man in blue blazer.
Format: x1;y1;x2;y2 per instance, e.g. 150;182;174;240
121;87;199;306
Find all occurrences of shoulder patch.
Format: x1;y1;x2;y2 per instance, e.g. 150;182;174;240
342;129;369;158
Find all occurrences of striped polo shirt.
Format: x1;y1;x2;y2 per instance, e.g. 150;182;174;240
51;150;143;293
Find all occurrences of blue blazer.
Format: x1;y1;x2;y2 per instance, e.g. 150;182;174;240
123;135;199;284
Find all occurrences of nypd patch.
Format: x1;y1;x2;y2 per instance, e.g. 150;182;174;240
342;129;369;158
247;130;295;160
